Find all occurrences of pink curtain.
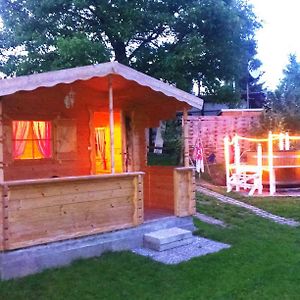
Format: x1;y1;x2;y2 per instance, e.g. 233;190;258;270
12;121;30;159
33;121;52;158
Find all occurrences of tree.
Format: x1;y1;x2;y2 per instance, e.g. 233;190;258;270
0;0;260;99
258;54;300;133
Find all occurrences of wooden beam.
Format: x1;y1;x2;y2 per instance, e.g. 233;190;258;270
0;102;3;183
183;107;189;167
109;76;115;174
88;109;96;175
2;184;9;250
268;131;276;195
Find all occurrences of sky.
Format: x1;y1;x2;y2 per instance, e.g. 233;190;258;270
249;0;300;90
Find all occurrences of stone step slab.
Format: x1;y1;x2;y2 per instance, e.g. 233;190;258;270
144;237;195;251
143;227;193;251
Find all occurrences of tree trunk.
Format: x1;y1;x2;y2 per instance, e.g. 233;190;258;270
113;41;128;65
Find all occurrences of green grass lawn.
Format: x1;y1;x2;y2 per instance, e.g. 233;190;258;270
229;192;300;221
199;180;300;221
1;192;300;299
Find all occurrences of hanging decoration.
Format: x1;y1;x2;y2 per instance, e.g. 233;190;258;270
194;140;204;173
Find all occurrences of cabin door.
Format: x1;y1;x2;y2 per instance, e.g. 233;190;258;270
93;111;123;174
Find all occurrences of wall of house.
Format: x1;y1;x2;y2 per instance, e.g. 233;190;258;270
1;173;143;250
144;166;175;212
174;167;196;217
0;185;4;251
2;86;95;180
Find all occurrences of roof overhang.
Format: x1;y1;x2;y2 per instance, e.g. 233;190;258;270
0;62;203;110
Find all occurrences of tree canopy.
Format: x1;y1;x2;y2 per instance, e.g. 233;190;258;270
0;0;260;99
259;54;300;133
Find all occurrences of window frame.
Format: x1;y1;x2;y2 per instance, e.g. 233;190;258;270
12;120;53;161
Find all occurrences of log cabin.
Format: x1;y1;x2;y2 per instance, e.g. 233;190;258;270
0;62;203;279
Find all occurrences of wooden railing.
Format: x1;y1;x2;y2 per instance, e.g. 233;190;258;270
0;172;144;251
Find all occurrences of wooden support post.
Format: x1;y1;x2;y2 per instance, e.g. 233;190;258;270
0;103;4;250
189;168;196;215
183;108;189;167
234;135;240;192
120;110;127;172
257;143;263;194
174;167;195;217
2;185;9;250
0;102;3;183
279;133;284;150
88;109;96;175
285;132;290;150
133;174;144;226
108;76;115;174
224;136;231;192
268;131;276;195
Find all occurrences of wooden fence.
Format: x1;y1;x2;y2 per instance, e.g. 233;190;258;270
0;173;144;250
188;114;261;164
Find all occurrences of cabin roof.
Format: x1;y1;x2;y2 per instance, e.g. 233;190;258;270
0;61;203;110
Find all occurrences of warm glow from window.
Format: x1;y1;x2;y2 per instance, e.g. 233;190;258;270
12;121;52;160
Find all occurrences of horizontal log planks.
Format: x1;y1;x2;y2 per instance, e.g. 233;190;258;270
0;185;4;250
174;167;196;217
1;172;144;250
144;166;195;217
144;166;175;212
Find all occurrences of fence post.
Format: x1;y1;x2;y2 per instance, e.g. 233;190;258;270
224;136;230;192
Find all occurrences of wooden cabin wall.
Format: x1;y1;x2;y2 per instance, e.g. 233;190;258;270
131;104;183;213
1;80;186;182
2;87;107;181
0;185;4;250
174;168;196;217
1;173;143;250
131;111;147;172
144;166;175;212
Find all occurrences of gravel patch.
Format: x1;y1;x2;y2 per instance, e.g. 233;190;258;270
132;237;230;264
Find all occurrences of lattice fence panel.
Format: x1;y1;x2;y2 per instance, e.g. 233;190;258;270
188;115;260;164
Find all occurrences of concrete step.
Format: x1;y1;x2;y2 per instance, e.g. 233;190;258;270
143;227;194;251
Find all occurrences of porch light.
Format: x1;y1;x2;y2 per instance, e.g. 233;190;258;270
64;88;76;109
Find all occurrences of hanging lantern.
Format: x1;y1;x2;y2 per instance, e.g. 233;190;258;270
64;88;75;109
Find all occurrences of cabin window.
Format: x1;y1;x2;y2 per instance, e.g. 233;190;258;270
12;121;52;160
